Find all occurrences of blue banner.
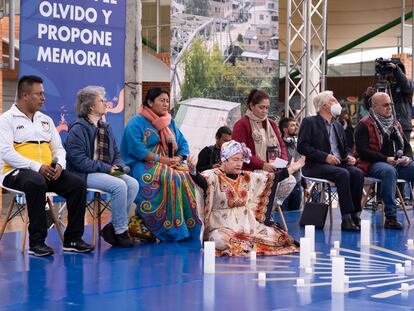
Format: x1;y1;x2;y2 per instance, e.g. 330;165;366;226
19;0;126;143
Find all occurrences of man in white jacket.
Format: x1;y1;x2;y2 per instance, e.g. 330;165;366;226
0;75;93;256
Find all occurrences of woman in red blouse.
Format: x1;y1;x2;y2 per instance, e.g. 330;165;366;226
232;89;291;226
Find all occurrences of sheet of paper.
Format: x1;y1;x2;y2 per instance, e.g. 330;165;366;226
271;158;288;168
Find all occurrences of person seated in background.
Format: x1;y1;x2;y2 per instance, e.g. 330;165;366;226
232;89;288;226
338;110;355;152
121;87;202;242
0;75;93;256
354;92;414;229
188;140;304;256
65;86;139;247
196;126;232;172
279;117;308;211
297;91;364;232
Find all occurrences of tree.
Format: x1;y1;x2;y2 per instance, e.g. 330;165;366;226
181;38;239;102
237;33;243;43
181;38;211;100
180;37;280;113
185;0;210;17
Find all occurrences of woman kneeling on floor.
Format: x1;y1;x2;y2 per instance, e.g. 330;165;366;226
188;140;303;256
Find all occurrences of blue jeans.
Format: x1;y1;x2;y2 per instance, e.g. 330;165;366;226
87;173;139;234
369;161;414;218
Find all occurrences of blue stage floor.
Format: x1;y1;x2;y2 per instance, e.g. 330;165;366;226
1;209;414;310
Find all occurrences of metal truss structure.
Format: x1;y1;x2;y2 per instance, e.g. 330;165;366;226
285;0;327;121
170;12;216;106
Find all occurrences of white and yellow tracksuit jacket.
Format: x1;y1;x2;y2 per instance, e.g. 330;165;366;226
0;104;66;184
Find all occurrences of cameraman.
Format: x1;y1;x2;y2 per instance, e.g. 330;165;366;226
365;61;414;141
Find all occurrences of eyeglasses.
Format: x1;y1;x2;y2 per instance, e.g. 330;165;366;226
373;102;394;108
31;92;45;97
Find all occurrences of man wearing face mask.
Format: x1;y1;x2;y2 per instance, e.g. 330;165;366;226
297;91;364;231
279;117;308;210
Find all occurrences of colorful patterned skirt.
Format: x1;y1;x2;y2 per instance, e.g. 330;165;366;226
129;161;202;241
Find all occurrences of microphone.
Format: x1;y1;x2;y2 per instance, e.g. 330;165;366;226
395;150;403;160
167;137;174;158
51;157;59;169
111;166;130;177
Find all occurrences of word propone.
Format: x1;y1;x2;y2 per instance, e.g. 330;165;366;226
38;24;112;46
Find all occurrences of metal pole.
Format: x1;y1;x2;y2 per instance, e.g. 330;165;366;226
305;0;311;116
9;0;15;70
284;0;292;117
137;0;142;110
412;0;414;80
156;0;160;54
321;0;328;91
401;0;405;54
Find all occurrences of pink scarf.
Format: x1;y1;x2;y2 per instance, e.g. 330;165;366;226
140;106;178;154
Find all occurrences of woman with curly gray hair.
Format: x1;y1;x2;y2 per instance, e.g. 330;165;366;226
65;86;139;247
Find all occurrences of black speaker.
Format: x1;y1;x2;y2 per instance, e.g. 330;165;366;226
299;202;329;229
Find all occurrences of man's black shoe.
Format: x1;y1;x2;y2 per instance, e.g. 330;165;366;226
115;231;135;248
351;213;361;227
341;216;360;232
100;223;116;246
63;239;94;253
384;217;403;230
28;242;54;257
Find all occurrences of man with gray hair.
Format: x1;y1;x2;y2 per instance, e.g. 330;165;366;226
297;91;364;231
355;92;414;229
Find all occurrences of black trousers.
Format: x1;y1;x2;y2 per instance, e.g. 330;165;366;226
264;171;284;225
303;164;364;216
3;169;87;246
403;130;411;142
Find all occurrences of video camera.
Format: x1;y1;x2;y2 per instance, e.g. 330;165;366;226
374;57;401;76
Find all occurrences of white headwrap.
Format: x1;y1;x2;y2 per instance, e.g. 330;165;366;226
220;140;252;163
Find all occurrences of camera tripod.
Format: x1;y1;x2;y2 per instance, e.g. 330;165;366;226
372;73;397;115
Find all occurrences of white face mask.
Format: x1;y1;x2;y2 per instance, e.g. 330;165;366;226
330;103;342;117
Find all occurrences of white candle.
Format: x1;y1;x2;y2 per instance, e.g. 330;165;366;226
401;283;409;291
408;239;414;249
258;272;266;281
332;256;345;292
395;263;403;272
344;275;349;284
310;252;316;260
296;278;305;287
360;220;370;246
334;241;340;249
204;241;215;274
398;266;405;274
330;249;337;257
305;225;315;253
305;267;313;274
405;260;412;267
250;250;257;261
300;237;311;268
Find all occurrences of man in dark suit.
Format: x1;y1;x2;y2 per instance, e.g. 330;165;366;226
297;91;364;231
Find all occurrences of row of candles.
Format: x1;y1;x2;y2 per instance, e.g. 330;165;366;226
203;221;414;292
